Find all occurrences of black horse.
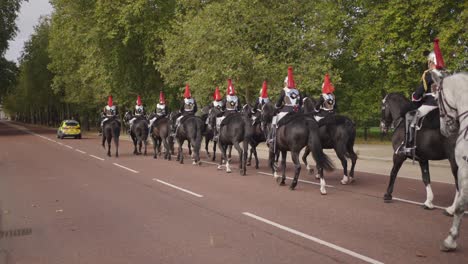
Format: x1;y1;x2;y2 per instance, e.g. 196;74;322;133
207;107;252;175
101;117;121;157
124;111;149;155
380;92;459;214
201;105;217;161
301;97;358;184
261;103;334;193
168;112;204;165
148;114;172;160
242;104;266;169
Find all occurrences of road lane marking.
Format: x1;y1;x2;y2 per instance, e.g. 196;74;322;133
258;171;335;188
242;212;384;264
393;197;467;214
113;163;139;174
56;142;64;146
89;155;105;161
153;179;203;198
75;149;86;154
64;145;73;149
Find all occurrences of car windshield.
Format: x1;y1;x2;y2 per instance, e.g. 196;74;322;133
65;121;79;126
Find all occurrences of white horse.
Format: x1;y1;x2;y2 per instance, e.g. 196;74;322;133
433;72;468;251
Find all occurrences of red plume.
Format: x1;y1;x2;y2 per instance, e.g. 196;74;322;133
136;95;142;106
433;38;445;69
321;74;335;94
227;79;236;95
261;80;268;98
107;95;113;106
287;66;296;88
213;86;222;101
184;83;191;98
159;91;166;104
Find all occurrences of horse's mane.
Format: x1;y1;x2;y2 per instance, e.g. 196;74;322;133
387;92;415;116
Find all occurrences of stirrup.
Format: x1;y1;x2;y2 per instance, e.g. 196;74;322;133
213;135;219;142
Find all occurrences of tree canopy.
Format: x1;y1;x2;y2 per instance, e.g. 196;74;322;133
5;0;467;128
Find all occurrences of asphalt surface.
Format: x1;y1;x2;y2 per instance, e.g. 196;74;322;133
0;121;466;264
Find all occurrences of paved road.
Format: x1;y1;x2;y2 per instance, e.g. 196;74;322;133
0;121;466;264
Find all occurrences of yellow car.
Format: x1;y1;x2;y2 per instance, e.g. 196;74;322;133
57;120;81;139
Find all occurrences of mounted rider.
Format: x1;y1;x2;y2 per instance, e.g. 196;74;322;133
171;84;198;137
99;95;118;135
314;73;337;122
399;38;446;155
211;86;224;111
253;80;270;113
148;91;169;131
213;79;241;142
268;66;302;145
128;95;145;133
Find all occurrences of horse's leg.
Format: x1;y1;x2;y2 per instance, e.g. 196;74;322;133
290;151;301;190
143;137;148;156
278;150;287;186
302;147;314;175
247;145;253;166
178;139;184;164
384;154;406;202
319;166;327;195
205;137;211;159
253;143;259;169
419;160;434;210
445;152;460;216
441;165;467;252
348;146;358;180
268;148;275;175
228;145;232;160
335;145;350;185
212;141;217;161
114;136;119;158
217;141;225;170
132;135;138;155
232;141;243;175
107;136;112;157
152;136;157;159
243;140;248;175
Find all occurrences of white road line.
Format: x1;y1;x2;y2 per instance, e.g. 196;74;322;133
153;178;203;198
258;171;335;188
243;212;384;264
64;145;73;149
75;149;86;154
89;154;105;161
113;163;139;173
56;142;64;145
393;197;468;214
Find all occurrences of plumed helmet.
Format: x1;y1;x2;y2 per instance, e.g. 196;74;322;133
184;83;191;98
287;66;296;88
226;79;236;95
136;95;142;106
321;73;335;94
159;91;166;104
260;80;268;98
213;86;222;101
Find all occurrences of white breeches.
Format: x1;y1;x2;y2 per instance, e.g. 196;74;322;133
272;112;288;126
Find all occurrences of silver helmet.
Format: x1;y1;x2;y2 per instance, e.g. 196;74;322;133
427;51;437;64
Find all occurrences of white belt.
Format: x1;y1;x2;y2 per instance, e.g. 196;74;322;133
423;93;435;97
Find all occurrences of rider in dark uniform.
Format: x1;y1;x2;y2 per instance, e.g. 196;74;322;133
214;79;242;141
172;84;198;137
314;73;337;122
148;91;169;131
399;38;446;155
268;66;302;145
128;95;145;133
252;80;270;113
99;95;118;135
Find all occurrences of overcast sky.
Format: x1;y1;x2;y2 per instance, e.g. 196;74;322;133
5;0;53;63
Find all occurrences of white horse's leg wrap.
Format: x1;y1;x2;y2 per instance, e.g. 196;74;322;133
424;184;435;209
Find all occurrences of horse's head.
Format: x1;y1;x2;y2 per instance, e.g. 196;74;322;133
302;97;318;114
380;92;412;134
435;72;463;137
241;104;253;118
123;111;133;123
260;102;275;135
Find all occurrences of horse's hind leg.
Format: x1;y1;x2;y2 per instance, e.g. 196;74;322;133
143;139;148;156
290;151;301;190
205;137;211;159
302;147;314;175
348;148;358;179
419;160;435;210
232;142;244;175
212;141;217;161
107;137;112;157
441;164;468;252
253;144;259;169
278;151;287;186
335;146;350;185
152;137;158;159
445;154;460;216
178;139;184;164
384;154;406;202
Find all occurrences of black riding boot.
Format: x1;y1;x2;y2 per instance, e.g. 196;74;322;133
400;111;417;155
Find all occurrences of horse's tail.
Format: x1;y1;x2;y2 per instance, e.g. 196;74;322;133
307;121;334;171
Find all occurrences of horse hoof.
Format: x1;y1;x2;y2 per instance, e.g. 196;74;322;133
246;162;251;166
315;174;320;180
383;194;392;202
217;165;222;170
273;172;279;179
289;184;297;190
239;169;244;175
443;210;454;217
422;204;434;210
192;161;197;165
226;169;232;173
320;190;327;195
441;238;457;252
